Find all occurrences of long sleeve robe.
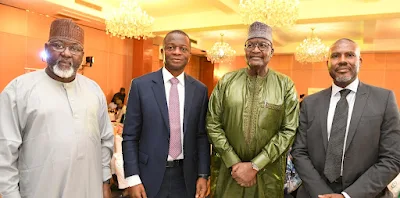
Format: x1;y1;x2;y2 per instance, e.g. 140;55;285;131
0;70;114;198
207;68;299;198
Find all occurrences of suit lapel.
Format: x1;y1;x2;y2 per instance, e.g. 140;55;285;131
152;69;170;132
319;88;332;151
183;74;195;134
345;82;368;152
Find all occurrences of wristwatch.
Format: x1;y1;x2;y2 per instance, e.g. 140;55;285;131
198;174;209;180
251;162;260;171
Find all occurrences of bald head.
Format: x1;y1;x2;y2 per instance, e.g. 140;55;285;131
327;38;362;88
329;38;360;57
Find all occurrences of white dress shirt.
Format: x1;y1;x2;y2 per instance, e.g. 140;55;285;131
126;67;185;187
327;78;359;198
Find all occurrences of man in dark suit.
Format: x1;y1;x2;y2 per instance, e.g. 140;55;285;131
122;30;210;198
292;38;400;198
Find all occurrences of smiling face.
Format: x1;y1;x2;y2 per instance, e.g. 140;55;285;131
45;39;84;79
327;39;362;88
245;38;274;69
163;31;191;75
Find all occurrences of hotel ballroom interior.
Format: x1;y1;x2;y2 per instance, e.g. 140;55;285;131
0;0;400;198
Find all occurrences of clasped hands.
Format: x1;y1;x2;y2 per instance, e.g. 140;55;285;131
231;162;258;187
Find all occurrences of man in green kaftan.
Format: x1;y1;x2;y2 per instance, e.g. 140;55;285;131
206;21;299;198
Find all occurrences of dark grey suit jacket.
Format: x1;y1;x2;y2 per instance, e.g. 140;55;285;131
292;82;400;198
122;69;210;198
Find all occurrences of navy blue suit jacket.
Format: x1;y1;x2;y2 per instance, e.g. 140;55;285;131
122;69;211;198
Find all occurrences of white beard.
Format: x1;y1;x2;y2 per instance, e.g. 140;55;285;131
52;63;75;78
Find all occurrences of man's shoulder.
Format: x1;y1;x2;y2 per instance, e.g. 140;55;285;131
4;70;46;90
303;87;330;103
185;74;207;89
218;68;246;83
131;71;160;84
361;82;391;93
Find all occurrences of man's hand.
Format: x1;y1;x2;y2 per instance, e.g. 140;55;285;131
127;184;147;198
318;194;345;198
231;162;257;187
238;175;257;187
195;178;208;198
103;183;111;198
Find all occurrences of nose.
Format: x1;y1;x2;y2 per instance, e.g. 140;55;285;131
61;47;73;57
172;47;182;55
338;54;347;65
251;45;261;53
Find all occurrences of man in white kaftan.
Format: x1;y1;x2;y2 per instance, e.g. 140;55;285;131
0;18;114;198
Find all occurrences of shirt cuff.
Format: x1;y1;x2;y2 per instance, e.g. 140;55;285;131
126;175;142;187
342;192;351;198
103;167;112;182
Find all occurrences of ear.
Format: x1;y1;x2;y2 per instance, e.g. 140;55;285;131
270;48;274;57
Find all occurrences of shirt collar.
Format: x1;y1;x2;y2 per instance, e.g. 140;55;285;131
331;77;359;97
162;67;185;86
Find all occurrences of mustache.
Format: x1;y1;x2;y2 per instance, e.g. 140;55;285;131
335;66;350;71
56;58;73;66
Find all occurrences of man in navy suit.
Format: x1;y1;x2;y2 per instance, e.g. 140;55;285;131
122;30;210;198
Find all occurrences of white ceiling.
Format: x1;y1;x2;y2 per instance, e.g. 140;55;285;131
1;0;400;56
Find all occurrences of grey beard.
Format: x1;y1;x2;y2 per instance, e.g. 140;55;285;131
335;75;352;83
52;62;75;79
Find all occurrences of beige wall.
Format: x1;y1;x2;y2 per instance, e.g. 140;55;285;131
215;53;400;106
0;4;133;102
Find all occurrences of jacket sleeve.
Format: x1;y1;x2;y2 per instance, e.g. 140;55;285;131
197;87;211;175
0;80;22;198
344;91;400;198
206;78;241;168
291;97;334;197
251;79;299;169
122;80;142;177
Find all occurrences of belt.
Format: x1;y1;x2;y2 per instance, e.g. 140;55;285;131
166;160;183;168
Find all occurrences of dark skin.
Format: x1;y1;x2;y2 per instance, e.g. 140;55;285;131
318;39;361;198
245;38;274;77
45;38;111;197
162;32;191;77
327;39;362;88
44;39;84;83
231;37;274;188
128;32;208;198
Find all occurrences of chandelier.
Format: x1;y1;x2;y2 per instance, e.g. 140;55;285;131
238;0;300;27
105;0;154;40
206;34;236;64
295;28;329;64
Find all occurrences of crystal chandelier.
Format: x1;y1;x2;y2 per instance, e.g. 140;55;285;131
105;0;154;40
206;34;236;64
239;0;300;27
295;28;329;64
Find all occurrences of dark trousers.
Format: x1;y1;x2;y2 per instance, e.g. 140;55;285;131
155;165;188;198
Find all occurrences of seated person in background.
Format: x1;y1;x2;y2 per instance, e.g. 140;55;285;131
112;88;126;104
115;98;126;123
112;124;129;197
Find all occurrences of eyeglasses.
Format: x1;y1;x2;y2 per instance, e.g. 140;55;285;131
48;41;84;55
164;45;190;54
245;42;272;51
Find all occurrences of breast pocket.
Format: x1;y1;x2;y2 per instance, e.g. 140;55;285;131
258;102;284;131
